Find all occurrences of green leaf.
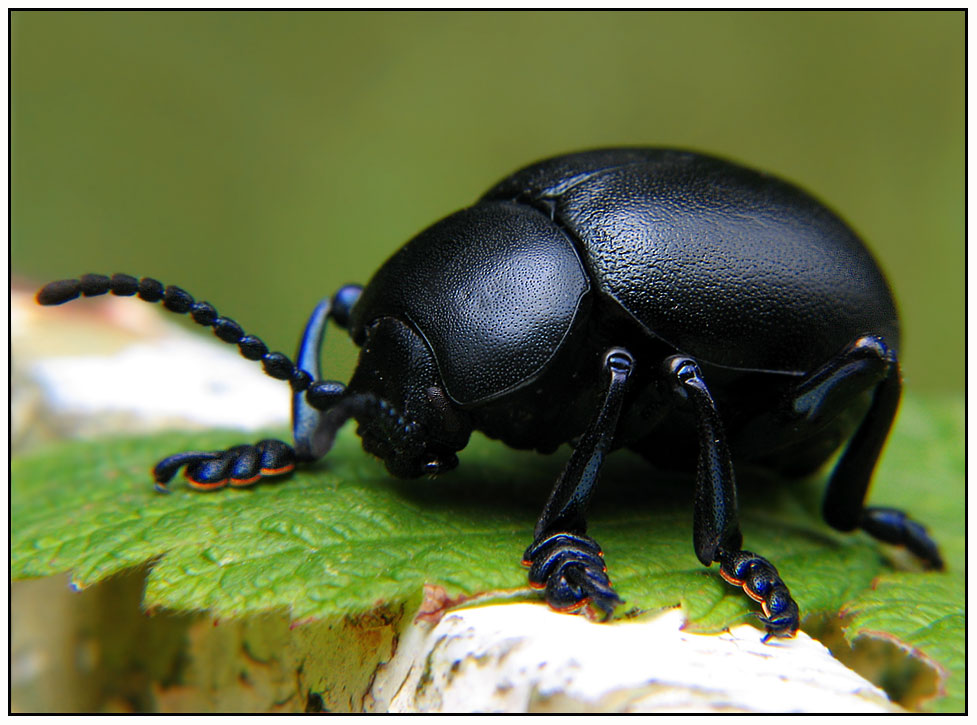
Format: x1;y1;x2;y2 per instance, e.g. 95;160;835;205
11;394;963;709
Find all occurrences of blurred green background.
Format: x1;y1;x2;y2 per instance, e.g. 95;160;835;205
12;10;963;391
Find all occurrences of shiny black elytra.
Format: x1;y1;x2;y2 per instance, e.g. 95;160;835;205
37;148;944;641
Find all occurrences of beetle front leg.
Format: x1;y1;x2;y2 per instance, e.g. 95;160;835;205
151;286;364;493
523;348;635;618
666;355;800;640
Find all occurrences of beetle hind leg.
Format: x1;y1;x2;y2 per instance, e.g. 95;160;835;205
821;339;944;569
758;335;943;570
523;348;634;618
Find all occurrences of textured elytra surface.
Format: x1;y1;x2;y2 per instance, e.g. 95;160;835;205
485;148;899;372
10;395;962;710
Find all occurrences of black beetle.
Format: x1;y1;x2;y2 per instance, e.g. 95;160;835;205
36;148;943;640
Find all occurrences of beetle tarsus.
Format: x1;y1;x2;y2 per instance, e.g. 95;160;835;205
152;439;296;492
718;549;799;640
860;506;944;570
523;531;621;618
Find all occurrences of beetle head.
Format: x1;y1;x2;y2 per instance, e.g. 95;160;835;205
344;316;472;478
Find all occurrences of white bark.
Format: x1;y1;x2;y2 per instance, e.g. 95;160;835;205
369;603;898;713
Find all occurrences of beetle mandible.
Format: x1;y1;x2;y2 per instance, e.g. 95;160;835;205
36;148;943;640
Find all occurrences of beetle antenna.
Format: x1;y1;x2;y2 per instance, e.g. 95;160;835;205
37;273;315;394
37;274;395;456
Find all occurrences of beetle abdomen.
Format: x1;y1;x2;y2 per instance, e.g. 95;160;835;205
486;149;899;374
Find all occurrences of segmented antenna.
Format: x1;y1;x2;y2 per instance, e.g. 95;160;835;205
36;273;341;408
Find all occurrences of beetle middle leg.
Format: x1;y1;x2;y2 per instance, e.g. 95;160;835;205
523;347;635;617
666;355;800;640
